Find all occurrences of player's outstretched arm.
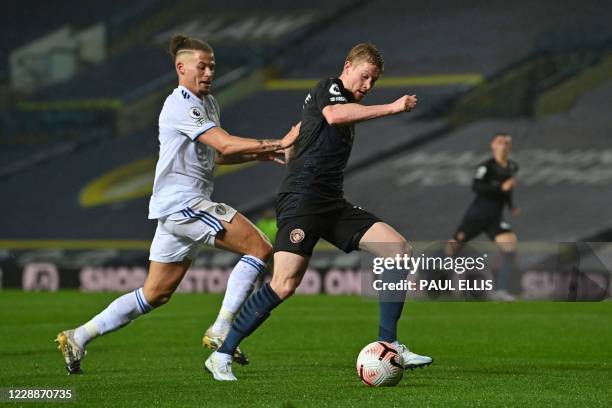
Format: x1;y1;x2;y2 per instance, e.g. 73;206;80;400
214;151;286;165
211;123;300;165
322;95;417;126
199;123;300;157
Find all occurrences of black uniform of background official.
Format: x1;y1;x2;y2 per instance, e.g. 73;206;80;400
454;158;519;242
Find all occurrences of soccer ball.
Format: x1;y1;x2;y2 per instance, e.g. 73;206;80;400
356;341;404;386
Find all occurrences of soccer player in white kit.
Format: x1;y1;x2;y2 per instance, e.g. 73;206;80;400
55;35;299;374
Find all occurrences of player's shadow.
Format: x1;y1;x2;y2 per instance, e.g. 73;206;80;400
0;348;52;357
450;361;607;376
353;382;432;389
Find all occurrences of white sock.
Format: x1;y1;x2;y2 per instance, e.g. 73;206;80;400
74;287;152;347
213;350;232;363
210;255;266;334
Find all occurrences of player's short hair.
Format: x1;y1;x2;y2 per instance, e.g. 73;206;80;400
169;34;213;59
345;43;384;72
493;133;512;140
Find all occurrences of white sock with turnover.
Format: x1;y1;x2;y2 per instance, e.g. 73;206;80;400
73;287;152;347
210;255;266;335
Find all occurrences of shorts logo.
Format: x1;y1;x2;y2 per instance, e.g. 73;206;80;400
290;228;305;244
215;204;227;215
500;221;511;229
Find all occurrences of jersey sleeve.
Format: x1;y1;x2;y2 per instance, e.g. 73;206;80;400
314;78;352;112
169;101;217;141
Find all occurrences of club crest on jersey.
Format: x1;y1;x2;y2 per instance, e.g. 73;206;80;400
290;228;305;243
215;204;227;215
329;83;341;96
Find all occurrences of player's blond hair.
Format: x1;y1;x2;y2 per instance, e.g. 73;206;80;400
345;43;384;72
169;34;213;59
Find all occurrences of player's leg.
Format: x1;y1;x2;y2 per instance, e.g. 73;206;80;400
203;211;272;364
206;214;320;380
492;230;518;301
494;231;517;252
56;260;190;374
206;251;309;380
221;251;309;351
446;210;483;256
359;222;411;344
221;251;308;354
359;221;433;369
56;215;201;374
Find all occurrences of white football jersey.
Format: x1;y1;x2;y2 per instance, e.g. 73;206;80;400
148;85;220;219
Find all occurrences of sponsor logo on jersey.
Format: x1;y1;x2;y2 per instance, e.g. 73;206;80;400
290;228;305;243
330;96;347;102
329;83;341;96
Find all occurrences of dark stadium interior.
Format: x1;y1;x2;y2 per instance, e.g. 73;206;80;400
1;0;611;298
1;2;612;405
2;0;611;244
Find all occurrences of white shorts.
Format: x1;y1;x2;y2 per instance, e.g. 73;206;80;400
149;198;237;263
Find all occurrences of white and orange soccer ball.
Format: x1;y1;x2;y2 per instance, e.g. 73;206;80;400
356;341;404;386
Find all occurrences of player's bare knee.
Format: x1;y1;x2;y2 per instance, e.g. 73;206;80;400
150;294;172;307
495;233;517;252
276;285;296;300
144;289;173;307
244;232;273;262
270;279;296;300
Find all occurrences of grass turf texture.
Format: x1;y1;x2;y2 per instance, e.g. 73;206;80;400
0;291;610;407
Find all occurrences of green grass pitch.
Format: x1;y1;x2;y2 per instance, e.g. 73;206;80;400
0;291;610;407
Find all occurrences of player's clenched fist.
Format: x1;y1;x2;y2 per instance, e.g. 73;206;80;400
390;95;417;114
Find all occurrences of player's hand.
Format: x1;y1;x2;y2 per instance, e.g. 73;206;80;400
280;122;301;149
501;178;516;192
283;145;296;165
390;95;417;114
256;151;286;165
511;207;521;216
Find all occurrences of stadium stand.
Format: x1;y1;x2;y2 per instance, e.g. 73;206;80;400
1;0;611;247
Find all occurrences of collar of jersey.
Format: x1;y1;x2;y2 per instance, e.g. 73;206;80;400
178;85;204;103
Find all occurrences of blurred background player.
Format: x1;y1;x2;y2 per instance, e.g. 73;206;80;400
206;42;432;381
446;134;520;301
55;34;300;374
